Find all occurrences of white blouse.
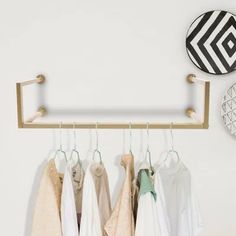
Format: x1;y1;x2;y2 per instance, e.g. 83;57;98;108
80;162;102;236
157;159;203;236
135;162;161;236
61;163;79;236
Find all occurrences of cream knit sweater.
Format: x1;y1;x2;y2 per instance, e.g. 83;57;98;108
31;160;62;236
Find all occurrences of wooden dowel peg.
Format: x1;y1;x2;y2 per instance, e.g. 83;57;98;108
37;106;47;116
20;75;46;86
185;107;196;119
186;74;196;83
26;106;47;123
36;74;46;84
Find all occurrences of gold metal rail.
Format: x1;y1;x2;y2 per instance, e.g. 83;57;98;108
16;74;210;129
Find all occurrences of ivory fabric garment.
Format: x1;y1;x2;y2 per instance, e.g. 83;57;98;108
135;162;160;236
154;169;171;236
157;159;203;236
80;162;102;236
105;154;135;236
72;164;84;230
31;159;62;236
90;163;112;235
61;163;79;236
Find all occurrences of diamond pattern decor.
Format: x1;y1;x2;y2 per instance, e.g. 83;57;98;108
221;83;236;136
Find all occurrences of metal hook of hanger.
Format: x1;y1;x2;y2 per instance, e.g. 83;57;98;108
166;122;180;162
95;122;99;151
93;122;102;164
145;122;153;173
170;122;174;151
73;122;77;150
54;122;67;162
129;122;133;155
159;122;180;167
70;122;82;167
146;122;150;151
59;121;63;151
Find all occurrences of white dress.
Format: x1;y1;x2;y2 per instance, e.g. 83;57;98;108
135;162;161;236
80;162;102;236
61;163;79;236
157;159;203;236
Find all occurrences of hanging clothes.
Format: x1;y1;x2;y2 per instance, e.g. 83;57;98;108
157;159;203;236
154;168;171;236
135;162;160;236
105;154;136;236
80;162;102;236
90;162;112;235
31;159;62;236
72;164;85;230
61;163;79;236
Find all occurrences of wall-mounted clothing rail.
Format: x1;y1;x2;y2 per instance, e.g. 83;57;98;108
16;74;210;129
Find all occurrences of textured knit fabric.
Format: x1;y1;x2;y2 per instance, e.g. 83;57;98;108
90;163;111;236
61;163;79;236
80;162;102;236
31;159;62;236
105;154;135;236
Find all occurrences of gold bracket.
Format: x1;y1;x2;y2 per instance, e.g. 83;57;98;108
16;74;210;129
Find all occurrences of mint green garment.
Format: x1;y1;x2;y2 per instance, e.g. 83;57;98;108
138;169;156;201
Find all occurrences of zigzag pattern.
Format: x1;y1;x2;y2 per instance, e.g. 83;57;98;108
186;10;236;75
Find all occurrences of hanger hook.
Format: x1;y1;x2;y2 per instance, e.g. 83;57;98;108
129;122;132;154
59;121;63;151
54;121;67;163
70;122;82;168
95;122;99;150
93;122;102;163
73;122;77;150
146;122;150;150
145;122;153;172
170;122;174;151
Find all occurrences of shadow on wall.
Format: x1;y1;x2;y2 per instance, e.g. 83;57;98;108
48;108;186;117
33;74;196;119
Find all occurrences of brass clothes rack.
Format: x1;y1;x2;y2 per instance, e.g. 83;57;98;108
16;74;210;129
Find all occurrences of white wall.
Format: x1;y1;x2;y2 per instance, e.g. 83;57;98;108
1;0;236;235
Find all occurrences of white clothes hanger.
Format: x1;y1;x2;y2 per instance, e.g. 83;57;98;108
144;123;154;174
92;122;103;164
129;122;134;156
159;122;180;167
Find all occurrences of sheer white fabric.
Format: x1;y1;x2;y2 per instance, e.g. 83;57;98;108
157;160;203;236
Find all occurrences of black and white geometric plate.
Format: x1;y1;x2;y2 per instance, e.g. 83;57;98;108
221;83;236;136
186;10;236;75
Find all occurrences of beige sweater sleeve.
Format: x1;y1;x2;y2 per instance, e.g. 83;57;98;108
31;163;62;236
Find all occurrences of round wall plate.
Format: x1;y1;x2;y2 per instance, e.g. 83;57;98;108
186;10;236;75
221;82;236;136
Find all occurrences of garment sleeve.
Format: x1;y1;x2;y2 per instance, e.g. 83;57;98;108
31;167;62;236
189;179;204;236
